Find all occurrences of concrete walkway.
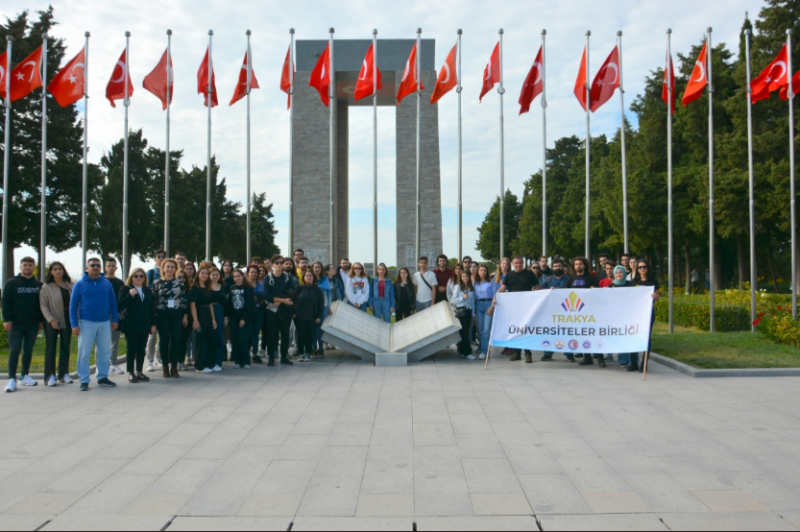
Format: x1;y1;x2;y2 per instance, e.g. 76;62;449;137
1;350;799;531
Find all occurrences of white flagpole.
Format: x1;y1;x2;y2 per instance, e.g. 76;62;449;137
122;31;130;280
542;29;548;258
40;33;48;280
372;29;378;277
246;29;252;262
165;29;172;255
745;24;756;330
788;29;797;320
329;28;336;264
667;29;674;334
288;28;295;259
618;30;629;255
707;28;715;332
415;28;422;262
81;32;89;267
2;36;11;285
206;29;213;262
499;29;505;259
457;29;463;262
585;31;591;259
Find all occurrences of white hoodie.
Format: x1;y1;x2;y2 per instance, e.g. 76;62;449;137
345;276;370;306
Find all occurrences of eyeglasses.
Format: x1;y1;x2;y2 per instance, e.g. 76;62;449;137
133;274;145;278
88;264;101;269
532;267;540;270
638;265;648;270
274;261;284;265
156;254;165;259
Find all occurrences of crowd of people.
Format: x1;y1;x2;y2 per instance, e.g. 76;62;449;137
1;248;658;393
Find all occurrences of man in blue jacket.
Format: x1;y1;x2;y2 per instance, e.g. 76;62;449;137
70;257;120;391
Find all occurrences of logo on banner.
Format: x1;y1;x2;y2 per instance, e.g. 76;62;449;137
554;339;565;350
583;341;592;349
568;339;579;351
561;291;586;312
596;340;604;349
542;340;551;349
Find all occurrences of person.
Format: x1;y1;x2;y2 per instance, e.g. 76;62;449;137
531;261;546;287
494;257;511;292
312;261;331;357
338;258;352;285
189;267;219;374
208;268;226;371
247;265;265;364
174;251;187;271
599;261;616;288
451;270;476;359
293;249;305;264
284;257;299;284
608;265;633;368
324;263;344;351
495;255;539;363
446;264;464;302
413;257;438;311
39;262;74;387
102;257;126;376
691;268;700;294
567;257;603;367
597;253;610;281
621;253;631;278
263;256;295;366
183;261;197;286
258;266;267;284
369;263;395;323
152;259;189;378
462;256;472;272
394;267;416;321
294;270;324;362
145;249;166;372
704;267;710;290
225;269;255;369
2;257;43;392
628;259;660;372
296;257;309;285
177;269;195;370
538;257;575;362
433;254;454;302
221;260;235;288
345;262;370;311
118;267;156;383
539;256;552;277
627;256;639;282
473;264;496;360
250;256;262;266
70;257;120;391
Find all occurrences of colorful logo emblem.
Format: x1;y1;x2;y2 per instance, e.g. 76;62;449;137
555;339;565;350
561;291;586;312
582;341;592;349
568;339;579;351
542;340;551;349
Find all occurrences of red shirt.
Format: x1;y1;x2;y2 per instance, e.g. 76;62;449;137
433;268;454;289
378;280;385;298
599;278;613;288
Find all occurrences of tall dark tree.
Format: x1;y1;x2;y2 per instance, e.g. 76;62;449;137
475;190;521;263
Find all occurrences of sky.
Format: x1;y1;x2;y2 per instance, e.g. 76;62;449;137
1;0;763;277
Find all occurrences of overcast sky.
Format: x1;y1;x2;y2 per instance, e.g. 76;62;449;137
4;0;762;275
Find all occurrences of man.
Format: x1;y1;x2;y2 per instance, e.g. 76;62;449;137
70;257;120;391
597;253;610;281
621;254;631;278
102;257;126;375
174;251;187;270
433;254;454;301
539;256;552;277
599;261;616;288
297;257;309;285
250;256;262;266
263;255;295;367
540;258;573;362
495;255;539;363
339;258;351;284
2;257;44;392
413;257;438;311
462;256;472;272
293;249;304;264
145;249;166;371
568;257;603;367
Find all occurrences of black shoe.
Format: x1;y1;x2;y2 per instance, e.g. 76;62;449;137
129;374;140;383
541;355;553;361
267;358;275;367
566;355;576;363
280;358;294;366
598;358;606;368
252;356;263;364
575;354;584;358
627;365;640;372
80;383;89;391
137;373;150;382
97;378;117;387
578;357;594;366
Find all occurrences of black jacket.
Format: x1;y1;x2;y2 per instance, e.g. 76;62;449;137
118;285;157;335
394;280;416;313
264;272;295;319
1;274;44;327
294;284;324;322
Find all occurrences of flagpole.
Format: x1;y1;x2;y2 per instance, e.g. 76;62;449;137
2;36;11;285
415;28;422;263
165;29;171;256
206;29;213;262
457;29;463;262
541;29;548;258
329;28;335;264
40;33;48;281
617;30;629;255
81;32;89;267
788;28;797;320
288;28;295;260
667;29;674;334
122;31;130;280
745;24;756;330
585;30;591;259
707;27;715;332
372;29;378;277
246;29;252;262
499;28;505;259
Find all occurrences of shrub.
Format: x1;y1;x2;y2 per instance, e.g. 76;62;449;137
654;296;751;332
754;307;800;348
0;320;8;349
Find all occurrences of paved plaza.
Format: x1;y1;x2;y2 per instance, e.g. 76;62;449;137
1;350;800;531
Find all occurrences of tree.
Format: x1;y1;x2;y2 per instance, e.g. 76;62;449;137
475;190;521;263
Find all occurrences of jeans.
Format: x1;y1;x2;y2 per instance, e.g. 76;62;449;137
212;304;226;366
96;330;120;365
77;320;112;384
44;322;71;380
266;311;291;360
251;306;265;356
456;309;473;355
230;317;250;366
372;297;392;323
416;300;432;311
7;325;39;379
125;331;148;374
260;306;269;350
195;305;217;371
475;300;493;355
157;313;183;366
395;307;413;321
348;301;368;312
146;330;160;363
618;353;631;365
296;318;316;355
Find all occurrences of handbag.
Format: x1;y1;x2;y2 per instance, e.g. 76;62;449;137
454;307;471;319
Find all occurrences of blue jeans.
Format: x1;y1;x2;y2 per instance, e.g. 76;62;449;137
476;300;493;355
251;306;265;355
77;320;112;384
7;325;39;379
372;297;392;323
213;304;226;366
618;353;631;365
348;301;368;312
416;300;432;311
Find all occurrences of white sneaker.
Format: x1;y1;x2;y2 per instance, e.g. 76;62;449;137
466;355;476;360
258;349;265;357
146;362;155;372
154;361;163;369
227;342;233;352
20;375;37;386
62;374;73;384
199;368;212;374
5;378;16;393
47;375;57;387
110;365;123;375
212;365;222;372
235;364;242;369
178;363;187;371
478;353;486;360
244;365;251;369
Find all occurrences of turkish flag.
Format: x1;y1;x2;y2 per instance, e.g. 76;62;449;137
309;43;331;107
397;43;424;105
574;46;588;111
230;45;259;106
106;48;134;108
589;46;620;112
518;46;544;115
4;46;43;102
681;42;707;107
48;48;86;107
430;42;456;105
354;43;381;102
142;48;173;110
751;44;789;104
0;51;7;100
197;46;218;108
479;43;500;102
280;46;294;109
779;70;800;100
662;51;675;114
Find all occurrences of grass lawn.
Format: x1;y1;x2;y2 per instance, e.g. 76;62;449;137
0;333;128;374
651;321;800;369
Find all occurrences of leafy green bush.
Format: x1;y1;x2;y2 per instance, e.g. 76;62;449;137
0;320;8;349
754;306;800;348
654;296;751;332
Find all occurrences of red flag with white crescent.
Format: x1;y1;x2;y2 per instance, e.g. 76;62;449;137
142;48;173;110
106;48;134;108
354;42;381;102
230;44;259;106
479;43;500;102
430;42;456;105
751;44;789;103
197;46;218;108
4;46;44;102
589;46;620;112
662;50;675;114
309;43;331;107
518;45;544;115
574;46;588;111
280;46;294;109
681;42;707;107
48;47;86;107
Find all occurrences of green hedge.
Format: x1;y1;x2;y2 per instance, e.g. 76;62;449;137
654;297;751;332
0;320;7;349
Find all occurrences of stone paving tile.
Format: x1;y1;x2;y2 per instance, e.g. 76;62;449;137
0;515;51;531
517;474;593;515
296;476;362;517
41;515;171;531
469;492;533;516
168;516;291;530
356;493;415;517
581;491;652;514
4;492;84;515
415;516;539;530
292;517;412;530
691;489;770;513
537;513;669;530
462;459;523;494
415;475;473;517
658;511;799;531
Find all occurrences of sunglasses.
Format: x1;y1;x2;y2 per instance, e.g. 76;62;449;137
275;261;284;265
638;265;648;269
88;264;101;269
156;254;165;259
133;274;145;278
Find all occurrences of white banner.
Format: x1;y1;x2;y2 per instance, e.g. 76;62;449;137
490;287;655;354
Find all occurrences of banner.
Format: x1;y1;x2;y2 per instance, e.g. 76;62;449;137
490;287;655;354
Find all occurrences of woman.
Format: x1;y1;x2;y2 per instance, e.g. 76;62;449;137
258;266;267;284
152;259;189;378
247;265;265;364
177;269;195;370
468;262;480;344
311;261;330;357
609;265;632;367
221;260;235;289
208;268;226;371
446;264;464;303
473;264;496;360
627;257;639;282
225;269;255;368
450;270;476;359
345;262;370;311
493;257;512;355
118;267;156;383
294;270;324;362
323;263;344;351
183;262;197;286
189;267;218;374
394;267;415;321
630;259;659;372
531;262;546;286
283;258;299;352
39;262;74;386
369;263;395;324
